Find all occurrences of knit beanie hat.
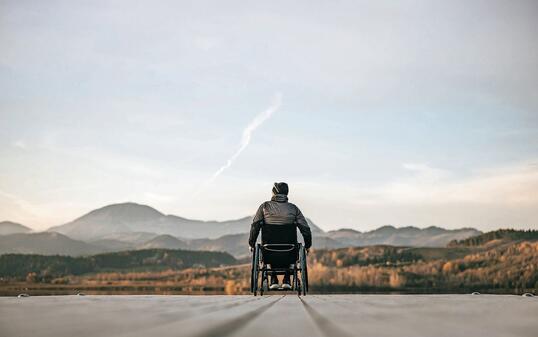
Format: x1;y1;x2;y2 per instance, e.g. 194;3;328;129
272;182;289;195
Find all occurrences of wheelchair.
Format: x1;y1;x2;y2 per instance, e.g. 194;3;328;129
250;222;309;296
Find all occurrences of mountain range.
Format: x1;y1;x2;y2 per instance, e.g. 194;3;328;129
48;202;325;240
0;221;32;235
0;232;103;256
325;226;482;247
0;202;483;257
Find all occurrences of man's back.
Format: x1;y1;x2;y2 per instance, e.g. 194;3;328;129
248;182;312;289
248;183;312;249
255;200;301;225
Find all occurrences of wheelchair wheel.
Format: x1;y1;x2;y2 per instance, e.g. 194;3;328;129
260;272;268;296
251;244;261;296
250;247;256;293
299;244;308;296
303;249;309;293
293;265;299;291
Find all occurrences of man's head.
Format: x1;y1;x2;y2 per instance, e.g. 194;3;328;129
272;182;289;196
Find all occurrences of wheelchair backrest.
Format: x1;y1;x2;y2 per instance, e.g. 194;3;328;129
260;223;298;266
261;222;297;245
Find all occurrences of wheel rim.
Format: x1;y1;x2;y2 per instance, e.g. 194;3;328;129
252;246;260;295
300;246;307;295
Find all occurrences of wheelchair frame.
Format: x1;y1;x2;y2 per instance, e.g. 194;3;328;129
250;242;309;296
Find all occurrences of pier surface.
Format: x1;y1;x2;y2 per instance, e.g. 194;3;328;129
1;294;538;337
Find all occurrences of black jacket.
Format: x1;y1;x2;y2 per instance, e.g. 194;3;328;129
248;194;312;249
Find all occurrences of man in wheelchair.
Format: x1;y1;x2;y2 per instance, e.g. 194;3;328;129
248;182;312;290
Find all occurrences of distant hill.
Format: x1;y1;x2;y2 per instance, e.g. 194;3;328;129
89;239;135;252
325;225;482;247
310;245;475;268
0;221;32;235
1;202;483;258
0;249;238;280
324;228;362;246
309;235;346;249
447;229;538;247
173;225;481;258
310;245;421;267
188;233;250;258
48;202;324;241
91;231;159;244
186;232;345;258
0;229;330;258
0;232;102;256
5;240;537;294
308;240;538;293
138;234;188;250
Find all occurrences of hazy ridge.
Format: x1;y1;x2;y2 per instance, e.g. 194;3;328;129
1;202;483;257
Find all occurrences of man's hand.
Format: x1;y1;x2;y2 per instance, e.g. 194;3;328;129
249;246;254;253
305;248;310;255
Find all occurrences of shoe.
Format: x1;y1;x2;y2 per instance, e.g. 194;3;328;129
269;278;280;290
281;277;292;290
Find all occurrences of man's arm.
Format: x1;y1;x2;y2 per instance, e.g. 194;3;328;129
295;206;312;249
248;203;265;248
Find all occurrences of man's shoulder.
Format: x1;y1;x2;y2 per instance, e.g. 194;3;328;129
286;201;300;210
262;200;300;210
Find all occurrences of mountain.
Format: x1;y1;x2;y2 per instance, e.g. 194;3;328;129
188;233;250;258
48;202;324;241
89;239;135;251
325;225;482;247
304;235;345;249
138;235;188;250
448;229;538;247
0;221;32;235
3;202;483;257
0;232;102;256
169;225;482;258
92;232;159;244
141;232;344;258
323;228;362;247
48;203;165;240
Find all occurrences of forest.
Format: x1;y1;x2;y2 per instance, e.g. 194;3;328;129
0;229;537;295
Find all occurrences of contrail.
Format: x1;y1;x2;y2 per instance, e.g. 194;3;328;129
200;93;282;189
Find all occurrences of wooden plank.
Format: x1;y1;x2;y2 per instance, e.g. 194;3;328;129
233;295;325;337
302;295;538;337
0;295;262;337
1;295;538;337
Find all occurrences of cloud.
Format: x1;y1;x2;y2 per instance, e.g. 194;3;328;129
355;161;538;206
0;190;37;222
293;161;538;230
0;190;68;230
401;163;451;183
143;192;176;203
201;93;283;188
12;140;27;150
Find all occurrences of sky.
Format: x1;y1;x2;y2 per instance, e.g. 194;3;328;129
1;0;537;232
